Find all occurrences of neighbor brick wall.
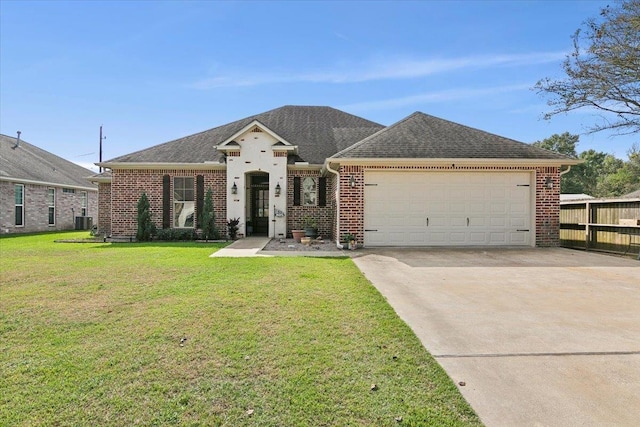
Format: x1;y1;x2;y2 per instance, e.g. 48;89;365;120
97;182;112;236
286;170;334;239
0;181;97;234
337;165;562;247
109;169;226;238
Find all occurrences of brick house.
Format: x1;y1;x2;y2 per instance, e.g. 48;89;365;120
0;133;98;234
94;106;579;247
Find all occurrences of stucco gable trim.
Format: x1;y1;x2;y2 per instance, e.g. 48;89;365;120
217;120;296;151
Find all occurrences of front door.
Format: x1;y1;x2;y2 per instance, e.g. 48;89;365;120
250;175;269;235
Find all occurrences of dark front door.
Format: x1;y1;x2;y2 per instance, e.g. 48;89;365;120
251;176;269;235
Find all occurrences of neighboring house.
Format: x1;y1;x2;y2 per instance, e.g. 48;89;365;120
0;133;98;234
560;194;595;202
622;189;640;199
94;106;579;247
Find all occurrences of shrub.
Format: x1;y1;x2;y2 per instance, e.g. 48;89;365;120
136;192;156;242
155;228;198;241
227;218;240;240
201;188;219;240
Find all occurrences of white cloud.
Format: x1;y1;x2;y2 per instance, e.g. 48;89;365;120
339;84;532;112
190;51;566;89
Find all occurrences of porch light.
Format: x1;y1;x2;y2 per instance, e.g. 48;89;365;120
275;182;281;197
545;176;553;189
231;182;238;194
349;176;356;188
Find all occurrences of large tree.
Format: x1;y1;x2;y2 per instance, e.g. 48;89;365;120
535;0;640;135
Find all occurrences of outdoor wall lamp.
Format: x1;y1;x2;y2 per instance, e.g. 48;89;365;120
349;176;356;188
275;182;281;197
231;182;238;194
545;176;553;189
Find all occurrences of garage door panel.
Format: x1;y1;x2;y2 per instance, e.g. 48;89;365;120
364;171;532;247
489;232;507;244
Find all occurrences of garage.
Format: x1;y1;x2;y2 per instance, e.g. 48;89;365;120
364;171;532;247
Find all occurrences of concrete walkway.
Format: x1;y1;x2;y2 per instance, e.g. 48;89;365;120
353;248;640;427
210;237;350;257
209;237;272;257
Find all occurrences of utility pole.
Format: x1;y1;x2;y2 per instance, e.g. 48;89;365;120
99;125;106;173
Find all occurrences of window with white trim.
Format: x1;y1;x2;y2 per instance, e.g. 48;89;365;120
174;177;194;228
302;177;317;206
15;184;24;226
80;191;87;216
48;188;55;225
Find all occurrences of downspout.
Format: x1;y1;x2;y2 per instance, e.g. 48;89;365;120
559;165;572;176
325;161;344;249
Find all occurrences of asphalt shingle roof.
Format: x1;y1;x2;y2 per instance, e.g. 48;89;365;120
106;106;385;165
0;134;97;189
332;112;575;160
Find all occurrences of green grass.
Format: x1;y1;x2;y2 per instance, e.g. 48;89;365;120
0;231;480;426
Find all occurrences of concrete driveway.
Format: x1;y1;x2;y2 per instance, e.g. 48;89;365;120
353;248;640;427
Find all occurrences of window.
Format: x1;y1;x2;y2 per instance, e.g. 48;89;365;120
80;191;87;216
14;184;24;226
302;177;317;206
174;177;194;228
48;188;55;225
62;188;75;194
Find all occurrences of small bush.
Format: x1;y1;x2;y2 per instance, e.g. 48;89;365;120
227;218;240;240
155;228;198;241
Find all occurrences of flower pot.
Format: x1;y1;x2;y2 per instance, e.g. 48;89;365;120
301;237;311;245
292;230;305;243
304;227;318;238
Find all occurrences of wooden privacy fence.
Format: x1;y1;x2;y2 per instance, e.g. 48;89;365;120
560;197;640;259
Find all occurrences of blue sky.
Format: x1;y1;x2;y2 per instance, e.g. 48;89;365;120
1;0;637;172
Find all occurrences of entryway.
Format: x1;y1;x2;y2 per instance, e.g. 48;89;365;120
248;173;269;236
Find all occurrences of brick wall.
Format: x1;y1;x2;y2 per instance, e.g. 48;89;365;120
0;181;97;234
110;169;226;237
286;170;334;239
338;165;562;247
338;165;364;244
97;182;112;236
535;166;561;247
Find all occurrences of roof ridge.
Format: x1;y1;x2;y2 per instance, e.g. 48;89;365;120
331;111;421;158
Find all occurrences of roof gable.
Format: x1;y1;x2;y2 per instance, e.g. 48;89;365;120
0;134;97;189
332;112;576;161
218;120;293;150
105;106;384;165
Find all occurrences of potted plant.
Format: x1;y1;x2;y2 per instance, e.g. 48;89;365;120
302;215;318;238
343;233;356;250
291;229;306;243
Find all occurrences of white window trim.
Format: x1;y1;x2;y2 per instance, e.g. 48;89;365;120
48;187;56;226
80;191;87;217
173;177;195;228
302;177;317;206
15;183;24;227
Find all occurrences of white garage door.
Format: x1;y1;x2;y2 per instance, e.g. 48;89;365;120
364;171;532;246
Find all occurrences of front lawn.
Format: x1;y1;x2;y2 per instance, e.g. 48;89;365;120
0;232;480;426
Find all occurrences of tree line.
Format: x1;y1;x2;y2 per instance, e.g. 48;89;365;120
534;0;639;197
533;133;639;197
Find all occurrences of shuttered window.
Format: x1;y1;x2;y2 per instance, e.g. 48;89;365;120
196;175;204;228
293;177;301;206
162;175;171;229
318;177;326;207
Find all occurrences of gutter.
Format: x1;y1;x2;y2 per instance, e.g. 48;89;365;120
325;162;344;249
